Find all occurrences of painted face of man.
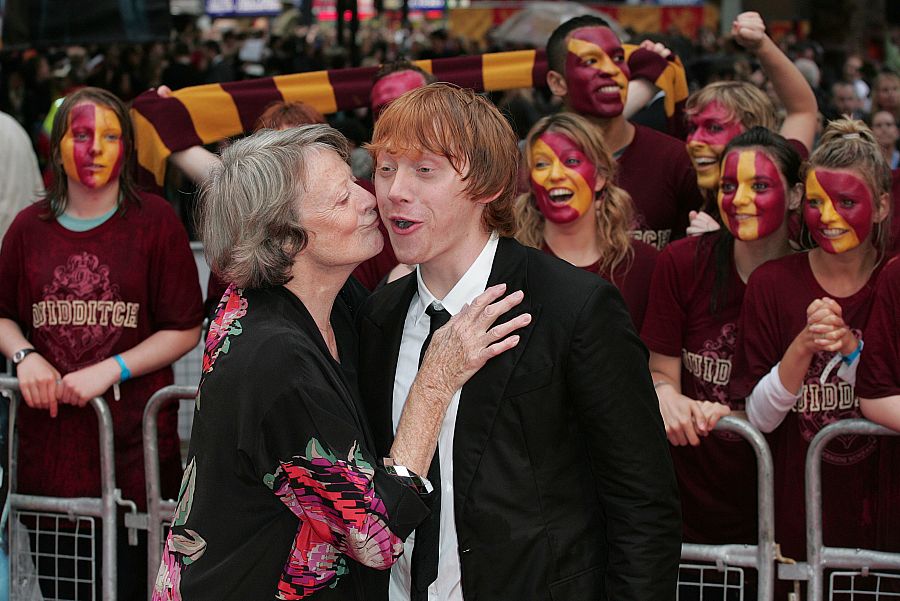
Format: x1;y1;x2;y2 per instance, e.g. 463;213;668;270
804;169;875;254
529;132;601;224
717;150;787;241
60;102;123;189
563;27;630;119
370;70;428;120
686;101;745;190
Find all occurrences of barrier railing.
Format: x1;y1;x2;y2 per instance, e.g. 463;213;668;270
142;384;197;596
679;415;776;601
0;376;138;601
804;419;900;601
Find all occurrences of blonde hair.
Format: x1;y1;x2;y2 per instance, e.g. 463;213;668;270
685;81;778;131
802;118;893;253
514;112;634;279
367;83;519;236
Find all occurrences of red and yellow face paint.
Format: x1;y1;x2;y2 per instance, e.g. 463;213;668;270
60;102;123;189
564;27;630;119
370;70;428;120
804;169;874;254
717;150;787;241
687;101;746;191
529;132;601;224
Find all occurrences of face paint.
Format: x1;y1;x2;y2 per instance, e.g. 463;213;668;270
686;101;746;190
60;103;123;189
529;132;599;224
804;169;874;253
563;27;630;119
717;150;787;241
370;70;428;119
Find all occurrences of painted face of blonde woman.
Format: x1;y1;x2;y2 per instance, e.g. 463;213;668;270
530;132;603;224
804;169;874;254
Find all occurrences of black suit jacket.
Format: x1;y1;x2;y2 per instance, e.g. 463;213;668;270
358;237;681;600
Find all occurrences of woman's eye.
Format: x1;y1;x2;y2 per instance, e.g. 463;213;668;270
707;124;723;133
806;198;822;207
721;183;737;193
534;160;549;169
581;56;597;67
839;198;856;208
752;182;769;192
417;166;433;174
564;157;581;166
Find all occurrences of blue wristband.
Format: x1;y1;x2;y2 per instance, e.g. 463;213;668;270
113;354;131;382
841;339;863;365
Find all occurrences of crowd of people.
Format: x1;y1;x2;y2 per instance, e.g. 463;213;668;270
0;7;899;601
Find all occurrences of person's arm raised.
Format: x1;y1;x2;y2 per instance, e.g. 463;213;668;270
732;11;818;151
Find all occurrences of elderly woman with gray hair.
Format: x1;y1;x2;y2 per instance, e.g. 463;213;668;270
151;125;529;601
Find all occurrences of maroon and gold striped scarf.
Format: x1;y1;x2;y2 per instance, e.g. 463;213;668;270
131;47;686;188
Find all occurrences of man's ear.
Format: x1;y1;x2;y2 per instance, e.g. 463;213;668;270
546;70;568;99
475;190;504;206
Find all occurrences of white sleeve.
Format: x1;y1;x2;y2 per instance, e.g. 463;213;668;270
746;362;801;433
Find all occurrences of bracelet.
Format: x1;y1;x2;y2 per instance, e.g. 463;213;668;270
113;354;131;382
841;339;863;365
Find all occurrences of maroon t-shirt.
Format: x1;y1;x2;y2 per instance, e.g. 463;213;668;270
0;193;204;509
731;252;894;558
640;234;757;544
542;239;658;332
890;169;900;256
858;257;900;398
617;124;704;250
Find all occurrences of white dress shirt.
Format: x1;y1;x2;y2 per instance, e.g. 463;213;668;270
389;232;499;601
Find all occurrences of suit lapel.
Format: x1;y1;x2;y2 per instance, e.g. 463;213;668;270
360;273;417;456
454;238;541;515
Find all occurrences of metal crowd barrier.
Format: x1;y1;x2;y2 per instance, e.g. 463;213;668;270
803;419;900;601
0;376;138;601
142;384;197;596
679;415;777;601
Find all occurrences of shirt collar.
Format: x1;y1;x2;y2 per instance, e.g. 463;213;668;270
412;232;500;327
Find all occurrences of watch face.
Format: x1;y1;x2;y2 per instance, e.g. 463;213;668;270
13;349;33;364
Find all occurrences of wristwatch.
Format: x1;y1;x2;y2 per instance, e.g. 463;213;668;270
12;348;36;365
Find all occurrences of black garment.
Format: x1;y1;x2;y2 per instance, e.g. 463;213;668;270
358;237;681;600
161;285;430;601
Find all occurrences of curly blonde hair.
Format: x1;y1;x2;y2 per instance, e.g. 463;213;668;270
515;112;635;280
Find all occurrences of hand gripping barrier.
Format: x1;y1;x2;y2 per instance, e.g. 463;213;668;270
142;384;197;598
0;376;139;601
679;415;777;601
803;418;900;601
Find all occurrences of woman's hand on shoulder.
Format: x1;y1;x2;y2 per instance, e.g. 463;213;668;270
419;283;531;399
17;353;62;417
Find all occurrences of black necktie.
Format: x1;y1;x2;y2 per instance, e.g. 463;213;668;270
411;303;451;598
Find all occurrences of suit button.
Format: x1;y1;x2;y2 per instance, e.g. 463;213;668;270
460;548;471;554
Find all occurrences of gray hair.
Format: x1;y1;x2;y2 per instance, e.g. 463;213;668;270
198;124;350;289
